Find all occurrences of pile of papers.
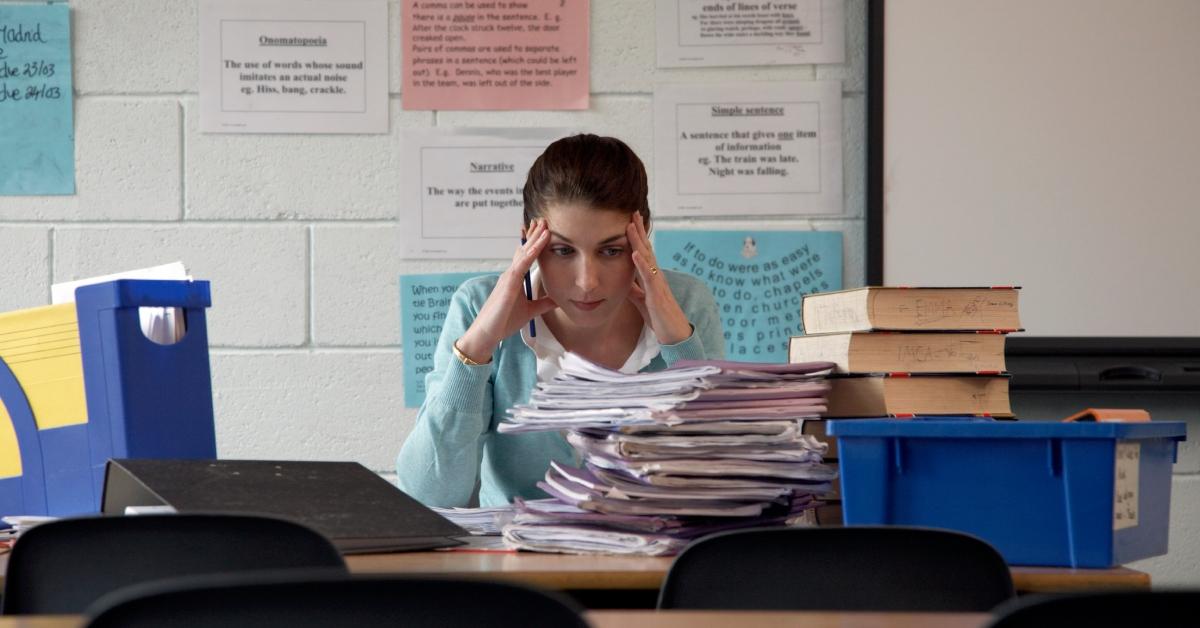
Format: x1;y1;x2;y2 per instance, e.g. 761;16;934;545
0;515;57;544
498;354;837;555
431;505;515;536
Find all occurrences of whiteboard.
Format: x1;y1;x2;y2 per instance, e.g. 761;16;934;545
878;0;1200;338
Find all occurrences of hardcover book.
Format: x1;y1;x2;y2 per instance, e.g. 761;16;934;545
801;287;1021;334
824;374;1013;418
789;331;1006;374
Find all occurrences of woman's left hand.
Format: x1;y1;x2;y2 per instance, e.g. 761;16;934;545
626;213;693;345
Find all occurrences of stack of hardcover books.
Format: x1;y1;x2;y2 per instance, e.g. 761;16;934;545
790;286;1022;418
496;353;838;555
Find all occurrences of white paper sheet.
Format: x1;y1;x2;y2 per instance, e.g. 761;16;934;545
654;81;843;216
656;0;845;67
400;127;573;259
199;0;388;133
1114;441;1140;531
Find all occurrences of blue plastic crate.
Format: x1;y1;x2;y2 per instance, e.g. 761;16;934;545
0;279;216;516
827;419;1187;567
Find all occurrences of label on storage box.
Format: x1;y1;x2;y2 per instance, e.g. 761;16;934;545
1113;442;1140;530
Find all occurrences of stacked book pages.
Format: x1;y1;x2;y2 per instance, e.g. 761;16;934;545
497;353;837;555
791;286;1022;418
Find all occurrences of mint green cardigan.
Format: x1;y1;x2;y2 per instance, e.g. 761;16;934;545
396;270;724;507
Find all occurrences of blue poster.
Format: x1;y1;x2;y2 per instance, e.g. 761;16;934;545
0;3;74;195
400;272;486;408
655;230;842;362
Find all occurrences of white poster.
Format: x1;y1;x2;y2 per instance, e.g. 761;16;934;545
654;81;843;216
656;0;845;68
199;0;388;133
401;128;572;259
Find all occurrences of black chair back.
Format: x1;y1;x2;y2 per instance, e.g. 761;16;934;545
84;573;589;628
987;590;1200;627
2;513;346;614
658;526;1015;611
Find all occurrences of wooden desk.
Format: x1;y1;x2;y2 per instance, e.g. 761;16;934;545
0;619;81;628
1008;565;1150;593
345;550;1151;594
346;551;673;590
588;611;991;628
0;611;993;628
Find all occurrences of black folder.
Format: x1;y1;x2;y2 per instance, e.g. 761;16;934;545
102;459;467;553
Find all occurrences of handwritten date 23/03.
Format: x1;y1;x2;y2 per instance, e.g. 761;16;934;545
0;59;56;79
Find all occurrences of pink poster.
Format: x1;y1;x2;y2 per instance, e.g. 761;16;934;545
402;0;589;110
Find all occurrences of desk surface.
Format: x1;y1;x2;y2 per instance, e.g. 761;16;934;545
0;611;993;628
344;550;1151;594
589;611;991;628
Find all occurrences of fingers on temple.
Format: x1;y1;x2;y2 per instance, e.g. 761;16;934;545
523;225;548;255
628;221;647;256
635;216;653;256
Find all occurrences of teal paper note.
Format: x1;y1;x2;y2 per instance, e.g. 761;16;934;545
655;230;842;362
0;3;74;195
400;272;486;408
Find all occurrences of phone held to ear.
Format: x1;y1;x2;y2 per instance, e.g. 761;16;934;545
521;236;537;337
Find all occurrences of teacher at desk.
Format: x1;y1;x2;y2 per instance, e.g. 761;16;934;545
397;134;724;507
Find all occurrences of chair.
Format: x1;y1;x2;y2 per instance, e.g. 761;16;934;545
1;513;347;614
987;590;1200;627
658;526;1015;611
83;573;590;628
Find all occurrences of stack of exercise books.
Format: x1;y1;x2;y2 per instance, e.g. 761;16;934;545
431;505;514;536
789;286;1022;418
496;353;837;555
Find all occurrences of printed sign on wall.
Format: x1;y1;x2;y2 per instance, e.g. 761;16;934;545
199;0;388;133
400;272;485;407
654;81;842;216
402;0;589;110
655;230;842;361
0;2;74;195
656;0;845;67
400;127;570;258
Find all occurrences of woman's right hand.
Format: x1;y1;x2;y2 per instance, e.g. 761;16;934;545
455;218;558;363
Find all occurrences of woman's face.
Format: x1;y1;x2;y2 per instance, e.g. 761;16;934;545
536;202;637;329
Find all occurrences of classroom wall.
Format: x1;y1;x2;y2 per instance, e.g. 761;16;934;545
0;2;866;474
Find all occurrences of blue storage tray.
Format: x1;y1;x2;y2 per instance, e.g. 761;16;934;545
0;279;216;517
827;419;1187;567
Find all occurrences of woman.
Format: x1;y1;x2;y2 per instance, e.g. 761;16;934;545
397;134;724;507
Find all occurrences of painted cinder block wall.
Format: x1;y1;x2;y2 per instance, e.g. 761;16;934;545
0;0;866;476
2;0;1190;586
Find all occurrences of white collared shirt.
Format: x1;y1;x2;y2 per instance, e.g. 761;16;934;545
520;266;661;382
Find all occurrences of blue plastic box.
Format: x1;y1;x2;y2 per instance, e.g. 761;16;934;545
0;279;216;516
827;419;1187;567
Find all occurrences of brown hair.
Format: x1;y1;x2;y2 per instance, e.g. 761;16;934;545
522;134;651;229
